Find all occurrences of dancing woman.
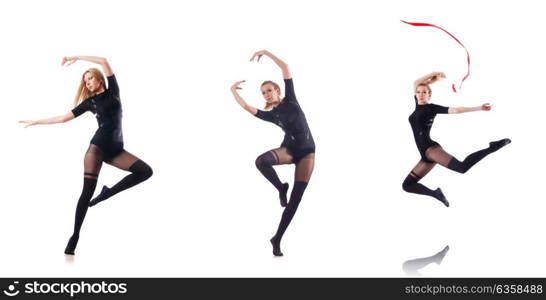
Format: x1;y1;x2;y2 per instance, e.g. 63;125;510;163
402;72;510;207
230;50;315;256
20;56;153;254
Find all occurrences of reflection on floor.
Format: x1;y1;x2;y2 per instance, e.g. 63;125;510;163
403;245;449;276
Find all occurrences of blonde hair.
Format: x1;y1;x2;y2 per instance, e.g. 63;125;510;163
261;80;282;110
73;68;106;107
415;83;432;93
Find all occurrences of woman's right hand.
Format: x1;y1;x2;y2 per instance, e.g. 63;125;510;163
231;80;246;91
436;72;446;78
481;103;492;111
18;120;37;128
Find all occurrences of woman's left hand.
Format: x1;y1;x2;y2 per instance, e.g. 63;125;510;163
250;50;268;62
18;120;37;128
481;103;492;111
61;56;78;66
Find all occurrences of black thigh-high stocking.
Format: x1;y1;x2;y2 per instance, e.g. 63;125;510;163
426;139;511;174
402;160;449;207
89;151;153;207
65;144;103;255
255;148;293;207
270;153;315;256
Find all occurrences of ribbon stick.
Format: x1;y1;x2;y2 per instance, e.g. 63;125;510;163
402;20;470;93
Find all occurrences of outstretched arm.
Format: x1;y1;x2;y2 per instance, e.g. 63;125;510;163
250;50;291;79
414;72;445;89
19;112;75;128
448;103;491;114
231;80;258;115
62;56;113;76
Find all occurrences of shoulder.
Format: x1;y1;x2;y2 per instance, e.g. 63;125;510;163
428;103;449;113
80;96;95;104
427;103;441;108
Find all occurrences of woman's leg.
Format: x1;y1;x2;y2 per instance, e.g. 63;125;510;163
255;148;293;207
65;144;103;255
270;152;315;256
426;139;511;174
88;150;153;207
403;245;450;276
402;159;449;207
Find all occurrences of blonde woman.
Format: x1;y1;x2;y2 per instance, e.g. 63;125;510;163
20;56;153;255
402;72;510;207
231;50;315;256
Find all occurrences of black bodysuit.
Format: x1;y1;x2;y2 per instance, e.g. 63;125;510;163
254;78;315;163
408;102;449;163
72;75;124;160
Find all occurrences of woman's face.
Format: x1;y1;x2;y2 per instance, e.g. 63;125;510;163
261;83;281;103
415;85;431;103
84;72;102;93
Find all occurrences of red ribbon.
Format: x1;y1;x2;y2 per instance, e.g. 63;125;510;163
402;20;470;93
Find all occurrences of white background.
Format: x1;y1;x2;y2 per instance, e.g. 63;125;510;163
0;0;544;277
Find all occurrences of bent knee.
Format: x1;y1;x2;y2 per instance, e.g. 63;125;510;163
402;176;417;192
454;168;467;174
255;156;264;169
131;160;153;180
141;164;153;180
255;155;273;169
144;166;153;179
402;180;410;192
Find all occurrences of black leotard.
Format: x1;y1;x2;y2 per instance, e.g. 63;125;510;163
408;102;448;162
254;78;315;163
72;75;123;160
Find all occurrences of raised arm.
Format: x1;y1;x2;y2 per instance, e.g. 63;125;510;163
448;103;491;114
250;50;291;79
19;112;75;128
231;80;258;115
62;56;113;76
414;72;446;89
